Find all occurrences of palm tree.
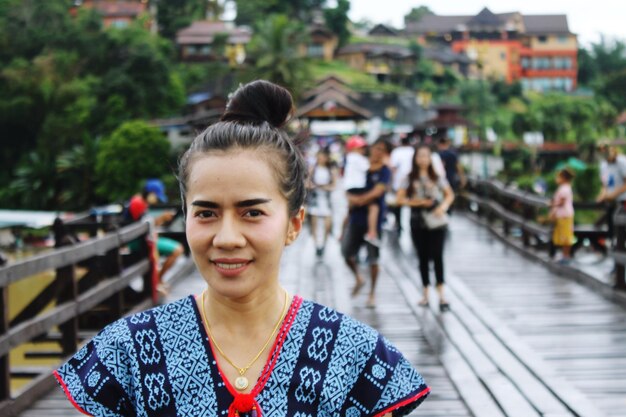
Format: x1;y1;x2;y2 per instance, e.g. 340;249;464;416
248;14;311;98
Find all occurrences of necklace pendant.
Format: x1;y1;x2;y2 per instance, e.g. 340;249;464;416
234;376;249;391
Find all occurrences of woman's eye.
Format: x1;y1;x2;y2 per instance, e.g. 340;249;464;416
245;209;263;218
196;210;215;219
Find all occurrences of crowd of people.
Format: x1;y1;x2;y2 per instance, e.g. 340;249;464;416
304;133;465;311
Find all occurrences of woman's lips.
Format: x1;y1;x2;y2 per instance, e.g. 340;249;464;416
211;259;251;276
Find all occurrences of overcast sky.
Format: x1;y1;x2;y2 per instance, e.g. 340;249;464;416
348;0;626;47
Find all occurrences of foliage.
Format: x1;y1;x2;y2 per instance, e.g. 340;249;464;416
577;38;626;110
175;61;234;93
510;94;617;142
490;80;522;105
95;121;172;203
598;69;626;111
4;152;58;210
573;165;602;202
156;0;208;40
0;0;186;209
247;14;312;98
308;60;404;93
233;0;326;26
404;6;433;24
323;0;350;48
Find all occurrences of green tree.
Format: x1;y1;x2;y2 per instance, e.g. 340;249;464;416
599;69;626;110
56;137;100;210
323;0;350;48
5;151;57;210
95;121;172;202
156;0;208;40
248;14;311;98
404;6;433;24
577;47;598;87
234;0;326;26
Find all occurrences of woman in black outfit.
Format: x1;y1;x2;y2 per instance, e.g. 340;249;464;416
396;145;455;311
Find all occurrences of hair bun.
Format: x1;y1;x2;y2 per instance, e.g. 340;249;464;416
221;80;294;128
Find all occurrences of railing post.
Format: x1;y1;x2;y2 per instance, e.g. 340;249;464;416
104;243;124;319
522;205;533;247
0;287;10;402
53;218;78;356
614;209;626;290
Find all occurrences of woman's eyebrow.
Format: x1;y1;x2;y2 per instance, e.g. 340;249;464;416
235;198;271;208
190;198;271;208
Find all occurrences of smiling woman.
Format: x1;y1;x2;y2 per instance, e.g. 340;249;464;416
53;80;430;417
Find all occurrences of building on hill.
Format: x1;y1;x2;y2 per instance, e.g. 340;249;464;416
297;76;432;138
298;23;338;61
176;20;251;65
336;42;470;85
70;0;150;29
405;7;577;92
368;24;402;37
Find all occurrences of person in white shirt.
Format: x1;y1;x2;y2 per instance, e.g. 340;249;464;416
340;135;381;246
388;136;415;234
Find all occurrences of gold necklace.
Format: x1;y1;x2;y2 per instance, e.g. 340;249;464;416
200;289;289;392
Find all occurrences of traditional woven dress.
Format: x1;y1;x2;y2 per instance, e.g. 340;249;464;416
55;295;430;417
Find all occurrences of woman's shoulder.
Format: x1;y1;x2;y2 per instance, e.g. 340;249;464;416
96;296;197;344
299;299;382;342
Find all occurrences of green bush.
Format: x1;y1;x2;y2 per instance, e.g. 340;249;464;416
573;165;601;202
95;121;171;202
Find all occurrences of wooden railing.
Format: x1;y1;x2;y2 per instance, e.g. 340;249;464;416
459;178;626;290
0;217;155;415
611;212;626;290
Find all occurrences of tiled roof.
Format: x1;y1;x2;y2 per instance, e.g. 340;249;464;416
406;9;572;35
337;43;413;58
176;21;252;45
522;15;570;34
85;1;146;17
466;7;503;28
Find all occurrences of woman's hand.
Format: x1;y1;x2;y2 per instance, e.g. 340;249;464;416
433;204;447;217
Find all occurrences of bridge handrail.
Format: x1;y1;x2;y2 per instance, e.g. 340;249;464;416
0;218;156;413
0;221;149;288
0;260;150;358
462;177;625;290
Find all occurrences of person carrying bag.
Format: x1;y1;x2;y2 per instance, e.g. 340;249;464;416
396;144;455;312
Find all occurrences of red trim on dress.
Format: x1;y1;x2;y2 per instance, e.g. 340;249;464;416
198;294;303;417
53;370;94;416
373;386;431;417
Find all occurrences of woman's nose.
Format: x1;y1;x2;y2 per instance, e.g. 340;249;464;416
212;215;246;249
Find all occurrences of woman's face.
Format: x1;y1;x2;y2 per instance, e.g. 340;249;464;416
415;147;431;169
316;152;329;166
185;149;303;300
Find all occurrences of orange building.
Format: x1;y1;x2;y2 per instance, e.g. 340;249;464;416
406;8;577;92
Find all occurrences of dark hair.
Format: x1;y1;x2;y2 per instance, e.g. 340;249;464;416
374;138;394;155
178;80;306;216
559;167;575;181
316;148;332;167
406;144;439;198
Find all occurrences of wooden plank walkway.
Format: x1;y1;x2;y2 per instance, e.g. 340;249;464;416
17;203;626;416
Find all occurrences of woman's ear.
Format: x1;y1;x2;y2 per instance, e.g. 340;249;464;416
285;207;305;245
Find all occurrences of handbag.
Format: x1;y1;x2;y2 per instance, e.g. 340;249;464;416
421;210;449;230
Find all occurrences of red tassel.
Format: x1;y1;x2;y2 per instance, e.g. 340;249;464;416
228;394;261;417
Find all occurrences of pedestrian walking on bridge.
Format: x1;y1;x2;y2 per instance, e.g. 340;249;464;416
397;145;455;312
54;80;429;417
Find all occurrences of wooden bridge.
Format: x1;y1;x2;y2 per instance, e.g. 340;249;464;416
3;182;626;417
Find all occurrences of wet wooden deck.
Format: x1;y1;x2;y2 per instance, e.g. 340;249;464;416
17;210;626;416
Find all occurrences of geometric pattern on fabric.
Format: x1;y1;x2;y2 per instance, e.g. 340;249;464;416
55;296;429;417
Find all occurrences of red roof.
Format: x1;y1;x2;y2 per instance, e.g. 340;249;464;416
81;1;146;18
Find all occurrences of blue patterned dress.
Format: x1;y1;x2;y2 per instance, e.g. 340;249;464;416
55;295;430;417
